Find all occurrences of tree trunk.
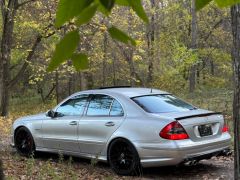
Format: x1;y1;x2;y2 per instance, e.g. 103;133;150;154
189;0;197;93
102;32;108;87
55;71;60;104
79;72;87;90
147;0;155;84
111;51;117;86
231;4;240;180
0;159;3;180
68;75;73;96
0;0;18;116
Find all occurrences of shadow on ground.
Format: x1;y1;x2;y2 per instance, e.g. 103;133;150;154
29;151;233;180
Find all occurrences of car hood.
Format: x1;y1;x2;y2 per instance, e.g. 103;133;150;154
150;109;218;120
16;112;46;122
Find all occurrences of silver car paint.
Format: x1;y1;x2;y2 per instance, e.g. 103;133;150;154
11;88;231;167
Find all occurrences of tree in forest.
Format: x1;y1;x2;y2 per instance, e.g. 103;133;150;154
146;0;156;84
0;159;3;180
189;0;198;93
0;0;57;116
197;0;240;180
231;4;240;180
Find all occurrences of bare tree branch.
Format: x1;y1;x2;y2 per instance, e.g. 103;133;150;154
8;34;42;89
16;0;37;9
114;41;144;86
7;21;57;89
201;19;224;42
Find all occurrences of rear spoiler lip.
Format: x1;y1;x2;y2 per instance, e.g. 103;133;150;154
175;112;222;121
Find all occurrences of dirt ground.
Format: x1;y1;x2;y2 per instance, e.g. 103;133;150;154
0;136;234;180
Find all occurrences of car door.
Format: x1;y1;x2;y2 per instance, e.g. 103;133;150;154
42;94;89;152
78;94;125;156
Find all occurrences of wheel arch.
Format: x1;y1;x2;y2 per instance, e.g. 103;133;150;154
106;137;140;162
14;126;35;145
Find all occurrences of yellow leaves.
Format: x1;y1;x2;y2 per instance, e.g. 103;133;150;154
0;116;13;136
36;1;42;8
135;40;143;46
20;21;40;30
99;24;107;32
133;55;142;62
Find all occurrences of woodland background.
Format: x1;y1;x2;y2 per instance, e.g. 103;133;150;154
0;0;236;179
0;0;234;113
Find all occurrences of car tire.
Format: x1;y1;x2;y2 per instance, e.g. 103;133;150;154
108;138;142;176
14;127;35;157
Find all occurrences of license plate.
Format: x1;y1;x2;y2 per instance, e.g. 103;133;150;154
198;124;213;137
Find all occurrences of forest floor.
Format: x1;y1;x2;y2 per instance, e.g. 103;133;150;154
0;135;234;180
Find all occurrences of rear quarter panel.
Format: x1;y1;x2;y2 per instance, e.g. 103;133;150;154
104;115;175;155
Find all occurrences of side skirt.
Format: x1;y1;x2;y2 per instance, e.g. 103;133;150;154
35;147;108;162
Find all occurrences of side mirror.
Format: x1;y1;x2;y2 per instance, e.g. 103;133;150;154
46;110;55;118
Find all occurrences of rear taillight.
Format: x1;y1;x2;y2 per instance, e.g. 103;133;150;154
160;121;189;140
222;125;228;133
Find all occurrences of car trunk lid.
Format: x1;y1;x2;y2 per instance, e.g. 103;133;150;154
152;109;224;141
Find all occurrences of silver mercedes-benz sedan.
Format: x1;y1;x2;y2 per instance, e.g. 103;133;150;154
11;87;231;175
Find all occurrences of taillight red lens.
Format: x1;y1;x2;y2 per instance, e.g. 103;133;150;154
160;121;189;140
222;125;228;133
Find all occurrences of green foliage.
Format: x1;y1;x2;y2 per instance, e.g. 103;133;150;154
50;0;148;71
55;0;94;27
76;3;99;26
72;53;89;71
128;0;149;23
100;0;115;11
115;0;129;6
108;26;136;46
215;0;240;7
196;0;212;10
47;30;80;71
196;0;240;10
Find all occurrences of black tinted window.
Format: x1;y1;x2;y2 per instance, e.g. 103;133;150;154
86;95;113;116
110;100;124;116
132;94;196;113
56;94;89;116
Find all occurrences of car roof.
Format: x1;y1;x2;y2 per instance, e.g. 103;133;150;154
76;87;169;98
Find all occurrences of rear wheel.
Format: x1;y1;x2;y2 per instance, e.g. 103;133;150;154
15;127;35;157
108;139;141;176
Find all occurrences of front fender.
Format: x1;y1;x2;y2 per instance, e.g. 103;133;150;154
12;119;43;148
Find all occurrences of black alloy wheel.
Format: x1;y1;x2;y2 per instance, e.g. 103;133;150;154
15;127;35;157
108;139;141;176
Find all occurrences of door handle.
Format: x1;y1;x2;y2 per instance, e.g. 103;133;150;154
105;121;115;127
69;121;77;126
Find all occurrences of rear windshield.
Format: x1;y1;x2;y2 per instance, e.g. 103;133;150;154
132;94;196;113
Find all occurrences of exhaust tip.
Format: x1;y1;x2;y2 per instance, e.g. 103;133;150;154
184;160;198;166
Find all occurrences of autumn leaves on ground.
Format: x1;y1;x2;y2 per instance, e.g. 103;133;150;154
0;97;234;180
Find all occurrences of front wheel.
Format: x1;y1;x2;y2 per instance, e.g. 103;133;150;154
108;139;141;176
14;127;35;157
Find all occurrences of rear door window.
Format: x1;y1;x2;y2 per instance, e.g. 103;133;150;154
86;95;124;116
86;95;113;116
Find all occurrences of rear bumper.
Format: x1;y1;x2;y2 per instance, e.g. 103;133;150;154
181;148;230;165
134;133;231;167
